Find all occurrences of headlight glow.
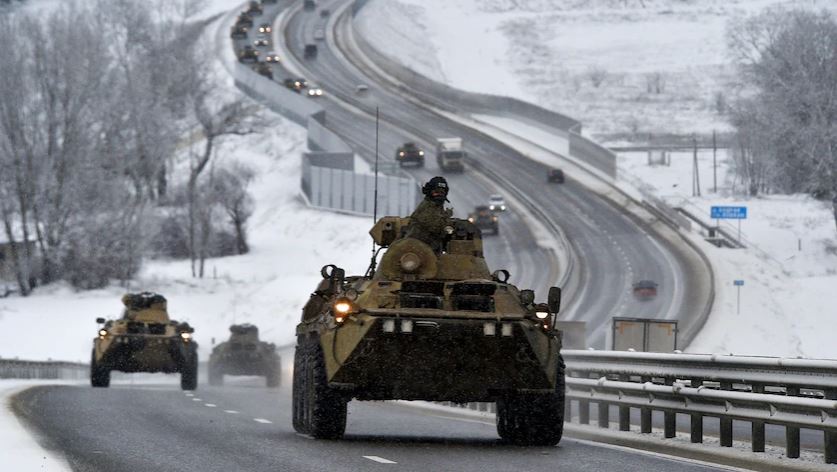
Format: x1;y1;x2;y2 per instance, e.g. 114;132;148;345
98;329;108;337
399;152;405;156
468;217;474;223
334;301;352;314
180;332;192;341
535;311;549;320
419;151;424;156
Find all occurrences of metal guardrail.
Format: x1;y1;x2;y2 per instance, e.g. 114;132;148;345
563;350;837;464
0;358;88;380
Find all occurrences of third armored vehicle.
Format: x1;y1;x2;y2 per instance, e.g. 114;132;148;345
468;205;499;235
209;324;281;387
91;292;198;390
293;216;565;444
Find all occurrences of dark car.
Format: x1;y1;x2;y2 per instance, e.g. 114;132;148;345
304;43;318;59
283;78;308;93
238;45;259;63
258;23;272;34
303;0;316;11
548;168;565;183
395;142;424;167
253;62;273;80
319;8;330;17
632;280;658;300
468;205;499;235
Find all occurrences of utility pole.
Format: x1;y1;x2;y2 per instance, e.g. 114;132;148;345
692;135;701;197
712;129;717;193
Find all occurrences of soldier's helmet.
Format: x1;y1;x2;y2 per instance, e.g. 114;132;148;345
422;176;449;202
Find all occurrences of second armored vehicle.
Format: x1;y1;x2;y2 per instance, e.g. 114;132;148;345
91;292;198;390
209;324;281;387
293;216;565;444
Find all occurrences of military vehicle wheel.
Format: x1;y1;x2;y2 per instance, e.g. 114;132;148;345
292;341;309;433
180;350;198;391
208;364;224;386
266;361;280;388
294;337;347;439
496;357;565;446
90;349;110;388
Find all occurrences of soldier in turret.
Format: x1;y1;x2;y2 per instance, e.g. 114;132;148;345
404;176;454;253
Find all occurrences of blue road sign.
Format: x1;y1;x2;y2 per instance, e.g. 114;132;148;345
711;206;747;219
734;280;744;286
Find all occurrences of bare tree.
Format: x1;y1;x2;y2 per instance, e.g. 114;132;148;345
212;163;255;255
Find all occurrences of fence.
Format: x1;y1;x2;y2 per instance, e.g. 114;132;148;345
563;349;837;464
0;359;88;380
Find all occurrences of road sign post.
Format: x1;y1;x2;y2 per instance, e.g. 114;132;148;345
734;280;744;315
711;206;748;244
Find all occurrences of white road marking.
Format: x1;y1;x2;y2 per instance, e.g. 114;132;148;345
253;418;272;424
295;433;314;440
192;398;202;402
224;410;239;414
363;456;397;464
185;393;194;397
204;403;217;407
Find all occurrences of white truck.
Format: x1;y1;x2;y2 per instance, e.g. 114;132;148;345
436;137;466;172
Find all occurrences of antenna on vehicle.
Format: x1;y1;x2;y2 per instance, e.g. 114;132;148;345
366;107;381;277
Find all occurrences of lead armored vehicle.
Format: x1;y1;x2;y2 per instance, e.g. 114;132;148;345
209;324;281;387
293;217;565;444
91;292;198;390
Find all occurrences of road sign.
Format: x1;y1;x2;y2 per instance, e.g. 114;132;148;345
734;280;744;286
711;206;747;219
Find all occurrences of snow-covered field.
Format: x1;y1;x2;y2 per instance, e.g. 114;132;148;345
357;0;837;140
357;0;837;358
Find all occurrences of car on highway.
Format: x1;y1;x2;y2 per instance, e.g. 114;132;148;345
395;142;424;167
319;8;330;17
355;84;369;94
283;78;308;93
252;62;273;80
238;45;259;63
264;51;280;63
303;0;316;11
548;168;565;183
468;205;499;235
632;280;658;300
313;28;325;41
91;292;197;390
304;43;318;59
488;194;507;212
258;23;272;34
306;87;324;98
253;34;269;48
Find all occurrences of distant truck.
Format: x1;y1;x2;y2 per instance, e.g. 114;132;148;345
304;43;318;59
436;137;465;172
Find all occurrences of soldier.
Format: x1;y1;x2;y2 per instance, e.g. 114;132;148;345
405;176;454;253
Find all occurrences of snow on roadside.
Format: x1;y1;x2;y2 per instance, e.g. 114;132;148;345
0;380;78;472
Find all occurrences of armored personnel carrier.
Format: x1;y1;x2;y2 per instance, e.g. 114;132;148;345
91;292;198;390
209;324;281;387
293;217;564;444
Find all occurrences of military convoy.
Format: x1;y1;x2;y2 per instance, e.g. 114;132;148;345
91;293;198;390
292;216;565;445
209;324;281;387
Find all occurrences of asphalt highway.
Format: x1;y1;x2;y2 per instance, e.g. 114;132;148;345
14;376;732;472
275;0;710;349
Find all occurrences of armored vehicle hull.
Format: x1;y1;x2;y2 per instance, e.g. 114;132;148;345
91;293;198;390
209;324;281;387
293;217;565;445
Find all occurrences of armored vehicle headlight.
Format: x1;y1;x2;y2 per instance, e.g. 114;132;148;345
181;332;192;341
399;151;405;156
98;329;108;337
444;225;454;235
468;217;474;223
535;311;549;320
334;299;353;316
419;151;424;156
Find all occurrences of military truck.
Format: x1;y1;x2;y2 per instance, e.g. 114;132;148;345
230;24;249;40
238;45;259;63
209;324;281;387
395;142;425;167
293;216;565;444
91;292;198;390
253;62;273;80
436;137;465;172
468;205;499;235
